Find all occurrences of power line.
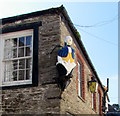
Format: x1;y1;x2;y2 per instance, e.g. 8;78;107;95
75;26;118;46
74;14;118;28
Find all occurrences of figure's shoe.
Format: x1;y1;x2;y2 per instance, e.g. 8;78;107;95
69;74;73;78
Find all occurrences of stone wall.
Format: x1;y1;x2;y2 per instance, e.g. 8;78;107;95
1;13;62;114
59;13;104;115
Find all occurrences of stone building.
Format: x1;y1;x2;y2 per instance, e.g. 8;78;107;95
0;5;109;115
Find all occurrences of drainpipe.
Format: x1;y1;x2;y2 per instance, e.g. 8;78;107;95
102;78;109;115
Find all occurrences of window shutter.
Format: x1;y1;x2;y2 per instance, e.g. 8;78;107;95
32;26;39;86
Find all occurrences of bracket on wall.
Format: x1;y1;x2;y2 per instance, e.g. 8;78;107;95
49;44;73;91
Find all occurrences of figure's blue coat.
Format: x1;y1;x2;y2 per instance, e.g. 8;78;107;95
58;45;75;59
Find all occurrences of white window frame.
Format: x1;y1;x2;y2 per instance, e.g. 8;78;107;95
0;29;33;87
77;61;82;98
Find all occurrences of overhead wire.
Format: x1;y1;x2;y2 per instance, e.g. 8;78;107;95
75;27;118;46
71;14;118;46
74;14;118;28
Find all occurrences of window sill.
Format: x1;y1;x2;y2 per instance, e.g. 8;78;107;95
1;80;33;89
78;96;86;103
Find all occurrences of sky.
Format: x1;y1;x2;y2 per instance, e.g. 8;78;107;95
0;1;118;105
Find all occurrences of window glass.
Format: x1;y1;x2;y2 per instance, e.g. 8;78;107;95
13;60;18;71
26;70;31;80
25;47;31;56
3;34;33;86
26;58;31;69
4;61;14;82
13;38;17;47
13;48;17;58
77;61;82;98
26;36;32;46
19;70;25;80
12;71;17;81
19;37;25;47
19;59;25;69
18;47;24;57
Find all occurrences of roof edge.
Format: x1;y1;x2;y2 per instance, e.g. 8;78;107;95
1;5;63;25
60;6;105;92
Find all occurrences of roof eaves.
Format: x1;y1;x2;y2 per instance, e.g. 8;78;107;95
1;6;62;25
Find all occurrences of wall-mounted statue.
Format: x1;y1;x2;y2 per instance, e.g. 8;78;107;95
56;36;76;90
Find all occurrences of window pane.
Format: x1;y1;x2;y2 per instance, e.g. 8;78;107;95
4;71;10;82
12;71;17;81
5;38;17;48
12;48;17;58
26;70;31;80
12;38;17;47
26;36;32;46
19;59;25;69
4;39;12;59
4;39;10;48
5;61;14;72
4;60;18;82
26;58;32;69
4;38;18;59
13;60;18;71
18;70;25;80
19;37;25;47
25;47;32;56
18;47;24;57
4;48;9;59
4;62;12;82
77;61;82;98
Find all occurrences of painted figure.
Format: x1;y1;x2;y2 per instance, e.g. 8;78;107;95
56;36;76;90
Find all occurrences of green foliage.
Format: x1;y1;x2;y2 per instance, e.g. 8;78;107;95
76;31;81;39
